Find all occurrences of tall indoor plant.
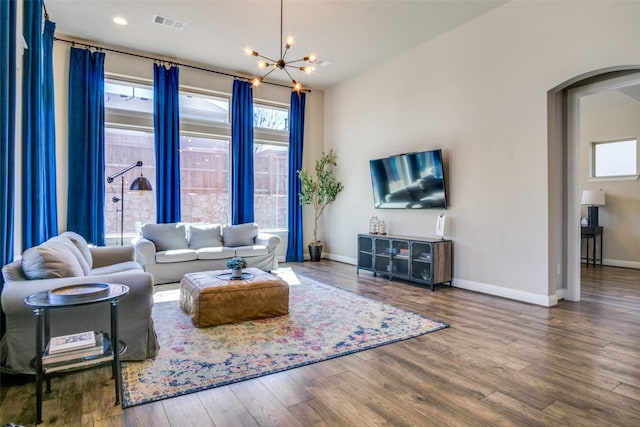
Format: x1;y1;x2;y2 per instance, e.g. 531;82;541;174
297;150;344;261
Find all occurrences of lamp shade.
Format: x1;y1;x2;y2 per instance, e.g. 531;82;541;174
580;190;605;206
130;176;153;191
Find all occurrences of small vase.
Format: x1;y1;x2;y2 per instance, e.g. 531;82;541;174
231;268;243;279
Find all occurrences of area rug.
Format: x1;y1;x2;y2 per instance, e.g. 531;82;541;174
121;273;448;408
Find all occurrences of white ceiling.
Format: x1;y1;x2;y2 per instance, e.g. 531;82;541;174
45;0;505;89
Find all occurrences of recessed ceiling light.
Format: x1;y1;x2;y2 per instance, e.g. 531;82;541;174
113;17;128;26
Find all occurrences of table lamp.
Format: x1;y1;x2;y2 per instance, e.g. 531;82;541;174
580;190;606;227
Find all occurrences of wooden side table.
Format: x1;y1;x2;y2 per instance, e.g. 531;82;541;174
24;283;129;424
581;226;603;267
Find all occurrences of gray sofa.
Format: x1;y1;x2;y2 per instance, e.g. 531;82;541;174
1;231;159;374
132;222;280;284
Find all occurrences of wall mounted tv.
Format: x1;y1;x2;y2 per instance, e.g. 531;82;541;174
369;149;447;209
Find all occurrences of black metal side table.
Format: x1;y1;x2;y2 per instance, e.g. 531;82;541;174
581;226;603;267
24;283;129;424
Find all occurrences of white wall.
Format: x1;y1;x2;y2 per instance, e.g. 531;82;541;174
323;1;640;305
580;96;640;268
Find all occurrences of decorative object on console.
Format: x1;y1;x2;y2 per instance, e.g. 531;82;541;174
581;189;606;227
369;216;379;234
435;214;446;239
297;150;344;261
243;0;319;91
107;160;153;245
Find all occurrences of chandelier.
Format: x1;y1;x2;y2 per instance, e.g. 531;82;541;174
244;0;317;91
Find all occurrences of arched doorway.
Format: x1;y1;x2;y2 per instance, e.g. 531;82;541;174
548;67;640;302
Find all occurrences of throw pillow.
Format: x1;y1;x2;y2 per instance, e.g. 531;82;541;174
141;223;189;251
59;231;93;269
188;224;223;249
222;223;259;247
21;241;85;279
50;236;91;275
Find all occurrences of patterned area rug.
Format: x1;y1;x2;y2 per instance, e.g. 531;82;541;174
121;272;448;408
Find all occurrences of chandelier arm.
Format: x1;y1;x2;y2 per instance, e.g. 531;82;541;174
285;58;308;65
261;68;278;80
283;67;296;83
256;53;277;63
282;45;290;61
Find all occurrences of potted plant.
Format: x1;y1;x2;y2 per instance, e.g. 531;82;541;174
226;256;247;279
297;150;344;261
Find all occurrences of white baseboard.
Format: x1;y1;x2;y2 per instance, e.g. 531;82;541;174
454;278;558;307
555;288;567;301
326;253;356;265
603;258;640;269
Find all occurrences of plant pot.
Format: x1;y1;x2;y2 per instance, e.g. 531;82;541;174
308;244;322;262
231;268;243;279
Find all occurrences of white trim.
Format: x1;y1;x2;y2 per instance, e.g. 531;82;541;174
454;278;558;307
328;253;558;307
326;252;357;265
587;175;639;182
556;288;567;301
602;258;640;270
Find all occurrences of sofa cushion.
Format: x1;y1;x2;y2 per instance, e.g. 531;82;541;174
234;245;269;257
189;224;223;249
222;223;259;247
90;261;142;276
21;241;85;279
142;223;189;251
50;236;91;275
156;249;198;264
196;247;235;260
60;231;93;269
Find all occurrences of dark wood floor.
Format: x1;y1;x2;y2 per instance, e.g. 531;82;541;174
2;261;639;426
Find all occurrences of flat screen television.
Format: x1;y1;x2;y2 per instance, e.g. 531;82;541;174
369;149;447;209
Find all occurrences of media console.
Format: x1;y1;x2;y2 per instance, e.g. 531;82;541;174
357;233;453;291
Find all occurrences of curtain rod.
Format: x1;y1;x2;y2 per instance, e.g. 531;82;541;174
53;37;311;93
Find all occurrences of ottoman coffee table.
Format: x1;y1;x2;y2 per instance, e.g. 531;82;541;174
179;268;289;327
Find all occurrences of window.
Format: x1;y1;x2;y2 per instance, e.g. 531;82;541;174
254;142;288;229
254;103;288;131
592;138;638;178
104;78;290;241
104;127;156;241
253;103;289;229
179;135;230;224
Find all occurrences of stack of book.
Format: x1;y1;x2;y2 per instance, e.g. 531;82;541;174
43;331;109;373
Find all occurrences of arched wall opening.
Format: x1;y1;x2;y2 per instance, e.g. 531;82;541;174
548;66;640;302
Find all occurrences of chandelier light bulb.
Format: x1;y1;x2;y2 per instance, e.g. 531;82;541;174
286;36;295;48
258;61;269;69
306;54;317;63
244;47;258;56
293;80;302;91
252;78;262;87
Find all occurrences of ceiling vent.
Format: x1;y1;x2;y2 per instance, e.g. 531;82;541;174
152;14;186;31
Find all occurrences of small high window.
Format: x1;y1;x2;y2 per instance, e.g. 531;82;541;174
592;138;638;178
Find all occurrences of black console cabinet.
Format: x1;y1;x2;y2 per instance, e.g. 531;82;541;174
357;233;453;291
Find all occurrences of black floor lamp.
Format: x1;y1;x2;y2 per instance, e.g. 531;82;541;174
107;161;153;245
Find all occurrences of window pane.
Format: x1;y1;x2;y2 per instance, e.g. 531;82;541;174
105;81;154;114
180;135;230;224
180;93;229;123
254;144;288;229
594;139;637;177
104;128;156;245
254;104;289;131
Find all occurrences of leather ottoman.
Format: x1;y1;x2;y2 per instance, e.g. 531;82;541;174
179;268;289;327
